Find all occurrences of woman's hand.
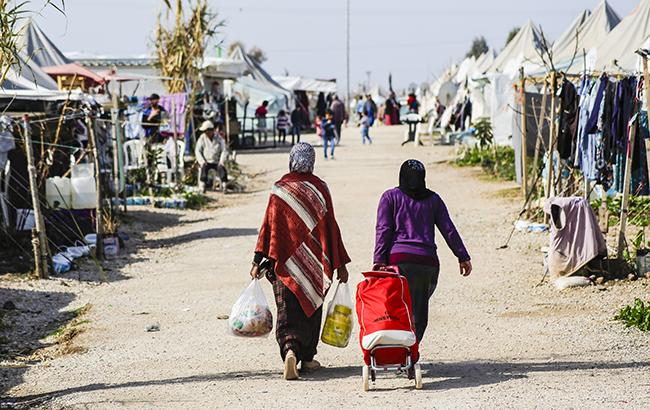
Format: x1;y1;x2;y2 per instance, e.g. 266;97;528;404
336;265;349;283
250;263;261;280
459;260;473;277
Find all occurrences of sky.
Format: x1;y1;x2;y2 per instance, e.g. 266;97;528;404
37;0;641;92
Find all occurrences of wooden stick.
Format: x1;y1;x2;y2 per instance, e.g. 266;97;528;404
22;115;49;278
110;108;121;213
617;115;637;259
171;99;179;186
86;116;103;261
519;67;528;197
642;53;650;200
544;72;558;224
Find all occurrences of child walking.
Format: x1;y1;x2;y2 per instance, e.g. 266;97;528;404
322;109;337;159
361;113;372;144
276;110;291;144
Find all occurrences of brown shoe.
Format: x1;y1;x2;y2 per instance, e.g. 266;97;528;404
283;350;299;380
301;360;321;372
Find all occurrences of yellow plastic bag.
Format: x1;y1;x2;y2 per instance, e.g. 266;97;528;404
321;282;353;348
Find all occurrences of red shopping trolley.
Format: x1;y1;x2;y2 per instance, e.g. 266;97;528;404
356;266;422;391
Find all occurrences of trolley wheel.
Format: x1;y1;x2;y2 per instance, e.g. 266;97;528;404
362;365;370;391
414;363;423;390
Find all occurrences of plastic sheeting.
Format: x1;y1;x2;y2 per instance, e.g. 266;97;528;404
273;76;336;93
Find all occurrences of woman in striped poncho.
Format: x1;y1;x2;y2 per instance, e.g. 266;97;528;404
250;142;351;380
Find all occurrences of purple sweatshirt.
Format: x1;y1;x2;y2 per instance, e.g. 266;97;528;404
374;188;470;265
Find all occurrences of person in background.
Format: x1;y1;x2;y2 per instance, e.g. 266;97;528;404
252;142;350;381
142;93;167;143
255;100;269;144
321;109;337;160
434;97;446;126
363;94;377;127
374;159;472;347
316;92;327;118
329;95;346;144
315;114;323;141
290;105;307;144
277;109;291;145
194;120;228;193
355;95;364;123
360;111;372;145
407;93;420;114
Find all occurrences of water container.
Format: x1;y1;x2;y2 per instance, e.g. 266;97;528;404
45;177;72;209
71;164;96;209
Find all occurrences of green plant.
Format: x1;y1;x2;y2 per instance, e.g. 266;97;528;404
456;145;516;181
181;191;207;210
615;298;650;331
472;118;494;149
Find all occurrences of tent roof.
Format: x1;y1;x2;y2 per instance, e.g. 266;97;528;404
17;20;71;68
1;52;59;91
554;1;621;69
551;9;591;63
272;76;336;93
596;0;650;72
42;63;105;85
487;20;544;75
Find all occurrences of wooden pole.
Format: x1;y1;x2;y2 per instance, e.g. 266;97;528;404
531;79;548;188
86;116;103;261
617;115;638;259
171;99;179;186
22;115;49;279
110;108;121;212
519;67;528;197
544;72;558;224
225;97;231;144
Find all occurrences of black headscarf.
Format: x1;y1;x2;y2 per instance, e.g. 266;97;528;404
398;159;434;200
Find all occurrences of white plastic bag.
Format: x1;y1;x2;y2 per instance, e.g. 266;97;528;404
321;282;354;348
228;279;273;338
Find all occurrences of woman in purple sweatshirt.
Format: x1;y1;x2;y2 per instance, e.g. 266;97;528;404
374;159;472;342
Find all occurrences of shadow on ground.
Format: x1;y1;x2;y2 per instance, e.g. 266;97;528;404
4;359;650;407
0;287;76;400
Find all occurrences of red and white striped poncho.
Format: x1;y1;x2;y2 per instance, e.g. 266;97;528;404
256;172;351;317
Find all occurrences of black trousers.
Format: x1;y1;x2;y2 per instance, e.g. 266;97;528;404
199;163;227;183
396;263;440;342
335;122;342;142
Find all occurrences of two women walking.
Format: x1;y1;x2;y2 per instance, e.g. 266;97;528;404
251;146;471;380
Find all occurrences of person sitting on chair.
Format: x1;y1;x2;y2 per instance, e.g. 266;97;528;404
195;120;228;193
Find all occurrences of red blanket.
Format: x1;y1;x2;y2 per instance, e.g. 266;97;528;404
256;172;350;317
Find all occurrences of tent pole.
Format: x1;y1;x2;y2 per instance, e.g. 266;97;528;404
530;77;547;200
171;99;179;186
22;115;49;279
519;67;528;197
86;116;104;261
616;115;637;259
544;71;558;224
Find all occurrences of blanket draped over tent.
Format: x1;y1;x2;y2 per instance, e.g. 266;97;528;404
256;172;350;317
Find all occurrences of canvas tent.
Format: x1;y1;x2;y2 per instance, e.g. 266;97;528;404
487;20;545;77
1;53;59;91
596;0;650;72
552;1;620;72
17;20;71;68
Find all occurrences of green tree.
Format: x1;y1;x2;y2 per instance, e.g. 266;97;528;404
505;27;520;47
465;36;489;59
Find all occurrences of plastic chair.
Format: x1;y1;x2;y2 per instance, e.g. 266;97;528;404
123;139;146;171
154;139;185;184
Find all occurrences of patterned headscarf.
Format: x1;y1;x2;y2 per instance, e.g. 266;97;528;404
289;142;316;173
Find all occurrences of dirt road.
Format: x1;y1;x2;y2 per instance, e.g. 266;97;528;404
4;125;650;409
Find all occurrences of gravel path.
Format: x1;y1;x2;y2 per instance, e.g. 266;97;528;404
3;125;650;409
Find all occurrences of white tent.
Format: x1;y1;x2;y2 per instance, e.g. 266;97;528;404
551;9;590;64
487;20;545;77
596;0;650;72
553;1;620;72
272;76;336;93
